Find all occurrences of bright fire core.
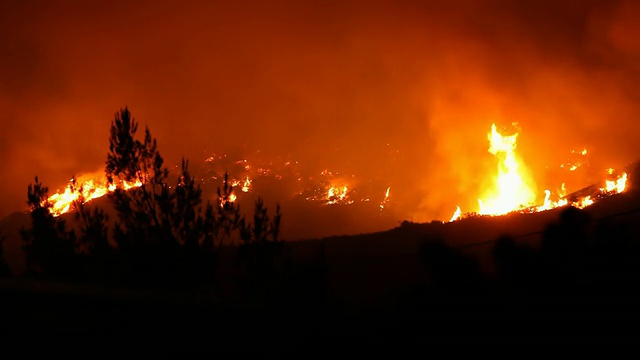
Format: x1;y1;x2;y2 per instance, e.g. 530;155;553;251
478;123;536;215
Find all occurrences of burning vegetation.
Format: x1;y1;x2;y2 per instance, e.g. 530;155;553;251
46;119;630;228
47;173;143;217
449;123;629;222
47;154;395;218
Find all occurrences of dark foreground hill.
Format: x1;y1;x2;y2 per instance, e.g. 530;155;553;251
2;162;640;357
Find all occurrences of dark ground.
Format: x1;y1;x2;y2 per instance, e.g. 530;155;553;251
3;165;640;358
1;278;639;359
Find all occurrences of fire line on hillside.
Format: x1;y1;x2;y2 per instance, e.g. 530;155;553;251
43;123;628;223
448;123;629;222
45;157;394;217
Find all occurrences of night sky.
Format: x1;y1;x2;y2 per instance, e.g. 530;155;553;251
1;0;639;224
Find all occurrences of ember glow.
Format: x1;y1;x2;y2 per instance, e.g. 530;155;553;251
450;124;631;221
220;193;237;208
305;181;355;205
202;152;393;210
561;149;589;171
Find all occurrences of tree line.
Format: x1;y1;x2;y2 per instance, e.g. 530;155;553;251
18;108;285;290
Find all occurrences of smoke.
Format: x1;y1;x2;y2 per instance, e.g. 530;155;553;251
1;0;639;231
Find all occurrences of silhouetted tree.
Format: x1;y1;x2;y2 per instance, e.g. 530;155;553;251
492;235;539;289
67;178;114;280
106;107;170;245
172;158;202;249
21;177;77;277
19;107;285;293
104;108;185;285
0;232;11;277
236;197;287;299
215;172;244;247
539;207;591;288
70;178;110;256
420;241;483;291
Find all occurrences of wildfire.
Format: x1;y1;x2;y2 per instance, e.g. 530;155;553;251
203;152;396;210
47;172;143;217
477;123;536;215
449;124;631;222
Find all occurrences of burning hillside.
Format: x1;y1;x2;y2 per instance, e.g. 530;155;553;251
449;123;629;222
43;119;631;235
47;173;142;217
45;151;397;222
45;119;630;233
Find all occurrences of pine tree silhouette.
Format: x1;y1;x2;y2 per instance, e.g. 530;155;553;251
21;177;77;277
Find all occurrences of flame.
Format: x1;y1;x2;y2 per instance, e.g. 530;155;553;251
477;123;537;215
47;172;143;217
535;190;568;212
449;206;461;222
241;176;252;193
327;185;350;205
561;148;589;171
448;124;631;222
379;187;391;210
604;172;627;193
574;196;594;209
220;193;237;208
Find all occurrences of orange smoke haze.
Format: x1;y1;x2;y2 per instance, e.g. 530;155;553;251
2;1;640;234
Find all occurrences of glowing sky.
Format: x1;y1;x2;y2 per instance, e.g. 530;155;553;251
1;0;639;224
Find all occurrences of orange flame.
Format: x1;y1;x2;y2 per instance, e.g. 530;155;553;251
603;172;627;193
47;172;143;217
379;187;391;210
478;123;536;215
241;176;252;193
327;185;350;205
449;206;461;222
448;124;631;222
